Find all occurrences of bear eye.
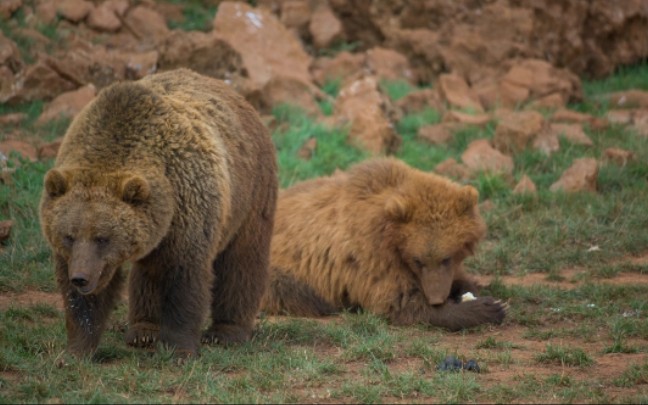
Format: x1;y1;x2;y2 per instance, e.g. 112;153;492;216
95;237;110;247
63;235;75;246
441;257;452;267
413;258;425;269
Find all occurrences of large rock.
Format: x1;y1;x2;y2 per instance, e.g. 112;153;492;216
334;76;400;154
461;139;514;176
309;1;344;49
212;1;313;89
310;51;365;86
1;55;77;104
550;158;598;193
437;73;484;113
492;110;547;154
37;84;96;124
366;47;415;84
57;0;93;23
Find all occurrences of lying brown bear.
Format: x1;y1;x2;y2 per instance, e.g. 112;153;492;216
261;158;506;330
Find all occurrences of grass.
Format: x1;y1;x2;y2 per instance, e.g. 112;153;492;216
164;0;218;32
1;33;648;402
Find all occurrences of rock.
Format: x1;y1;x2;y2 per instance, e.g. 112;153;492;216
38;139;63;160
528;92;565;110
513;174;537;194
0;0;22;19
492;110;547;154
395;88;443;115
437;73;484;113
461;139;514;176
334;75;400;154
501;59;582;104
0;220;12;244
259;76;321;117
309;1;344;49
57;0;94;23
550;123;593;146
434;158;471;181
124;50;159;80
366;47;415;84
442;110;491;127
386;28;444;84
550;158;598;193
280;0;311;30
603;147;635;167
213;1;313;89
606;109;633;125
417;123;457;145
310;51;365;87
0;113;27;126
0;32;25;73
37;84;96;124
123;5;170;45
86;1;122;32
298;137;317;160
0;140;38;162
2;55;77;104
603;90;648;109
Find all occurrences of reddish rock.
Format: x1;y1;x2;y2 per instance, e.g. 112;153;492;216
309;2;344;49
552;108;596;124
434;158;471;181
0;0;22;19
442;110;491;127
35;0;65;24
395;88;443;115
281;0;311;30
260;76;321;117
37;84;96;124
437;73;484;113
38;139;63;160
417;124;456;145
603;147;635;166
123;5;170;45
0;140;38;162
492;110;546;154
502;59;581;103
310;51;365;86
124;50;159;79
334;76;400;154
461;139;514;176
632;110;648;137
0;32;24;73
603;90;648;109
550;158;598;193
0;113;26;126
366;47;415;84
550;123;593;146
532;131;560;156
386;28;443;84
86;1;122;32
607;109;633;125
213;1;313;89
298;137;317;160
2;56;76;104
0;220;12;243
57;0;94;23
529;93;565;110
513;175;537;194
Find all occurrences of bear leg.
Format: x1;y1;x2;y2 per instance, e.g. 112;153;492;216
203;214;272;345
388;290;507;331
125;264;162;348
56;256;124;357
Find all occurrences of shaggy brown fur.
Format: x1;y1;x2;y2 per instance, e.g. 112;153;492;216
261;158;506;330
39;68;278;357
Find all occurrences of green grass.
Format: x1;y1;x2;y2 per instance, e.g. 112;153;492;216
165;0;218;32
1;27;648;402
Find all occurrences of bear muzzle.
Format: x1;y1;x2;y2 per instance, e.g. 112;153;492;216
68;243;105;295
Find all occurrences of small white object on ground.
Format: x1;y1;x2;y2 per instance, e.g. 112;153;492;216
461;292;477;302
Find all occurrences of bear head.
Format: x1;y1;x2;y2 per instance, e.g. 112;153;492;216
384;170;486;306
40;168;173;295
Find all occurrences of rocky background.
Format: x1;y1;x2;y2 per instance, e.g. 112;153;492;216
0;0;647;192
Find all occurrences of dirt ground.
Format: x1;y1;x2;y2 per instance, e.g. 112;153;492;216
2;252;646;403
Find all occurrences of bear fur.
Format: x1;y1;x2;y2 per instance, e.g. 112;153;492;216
39;68;278;357
261;158;506;330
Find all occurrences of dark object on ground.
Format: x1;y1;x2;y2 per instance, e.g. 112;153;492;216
436;355;481;373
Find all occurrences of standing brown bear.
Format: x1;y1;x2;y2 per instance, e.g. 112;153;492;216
39;68;278;357
262;158;506;330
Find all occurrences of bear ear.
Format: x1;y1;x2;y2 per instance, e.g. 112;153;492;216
44;169;70;198
456;185;479;215
120;175;150;205
385;194;412;222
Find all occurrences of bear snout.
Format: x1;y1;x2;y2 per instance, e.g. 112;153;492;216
69;271;100;294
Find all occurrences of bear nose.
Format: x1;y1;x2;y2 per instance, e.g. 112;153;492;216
70;275;89;288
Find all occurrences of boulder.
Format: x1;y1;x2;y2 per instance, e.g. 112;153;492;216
550;158;598;193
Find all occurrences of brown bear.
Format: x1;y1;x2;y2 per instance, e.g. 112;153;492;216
39;68;278;357
261;158;506;330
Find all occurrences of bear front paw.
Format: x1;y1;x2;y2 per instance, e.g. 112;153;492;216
464;296;508;325
125;322;160;348
202;324;252;345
